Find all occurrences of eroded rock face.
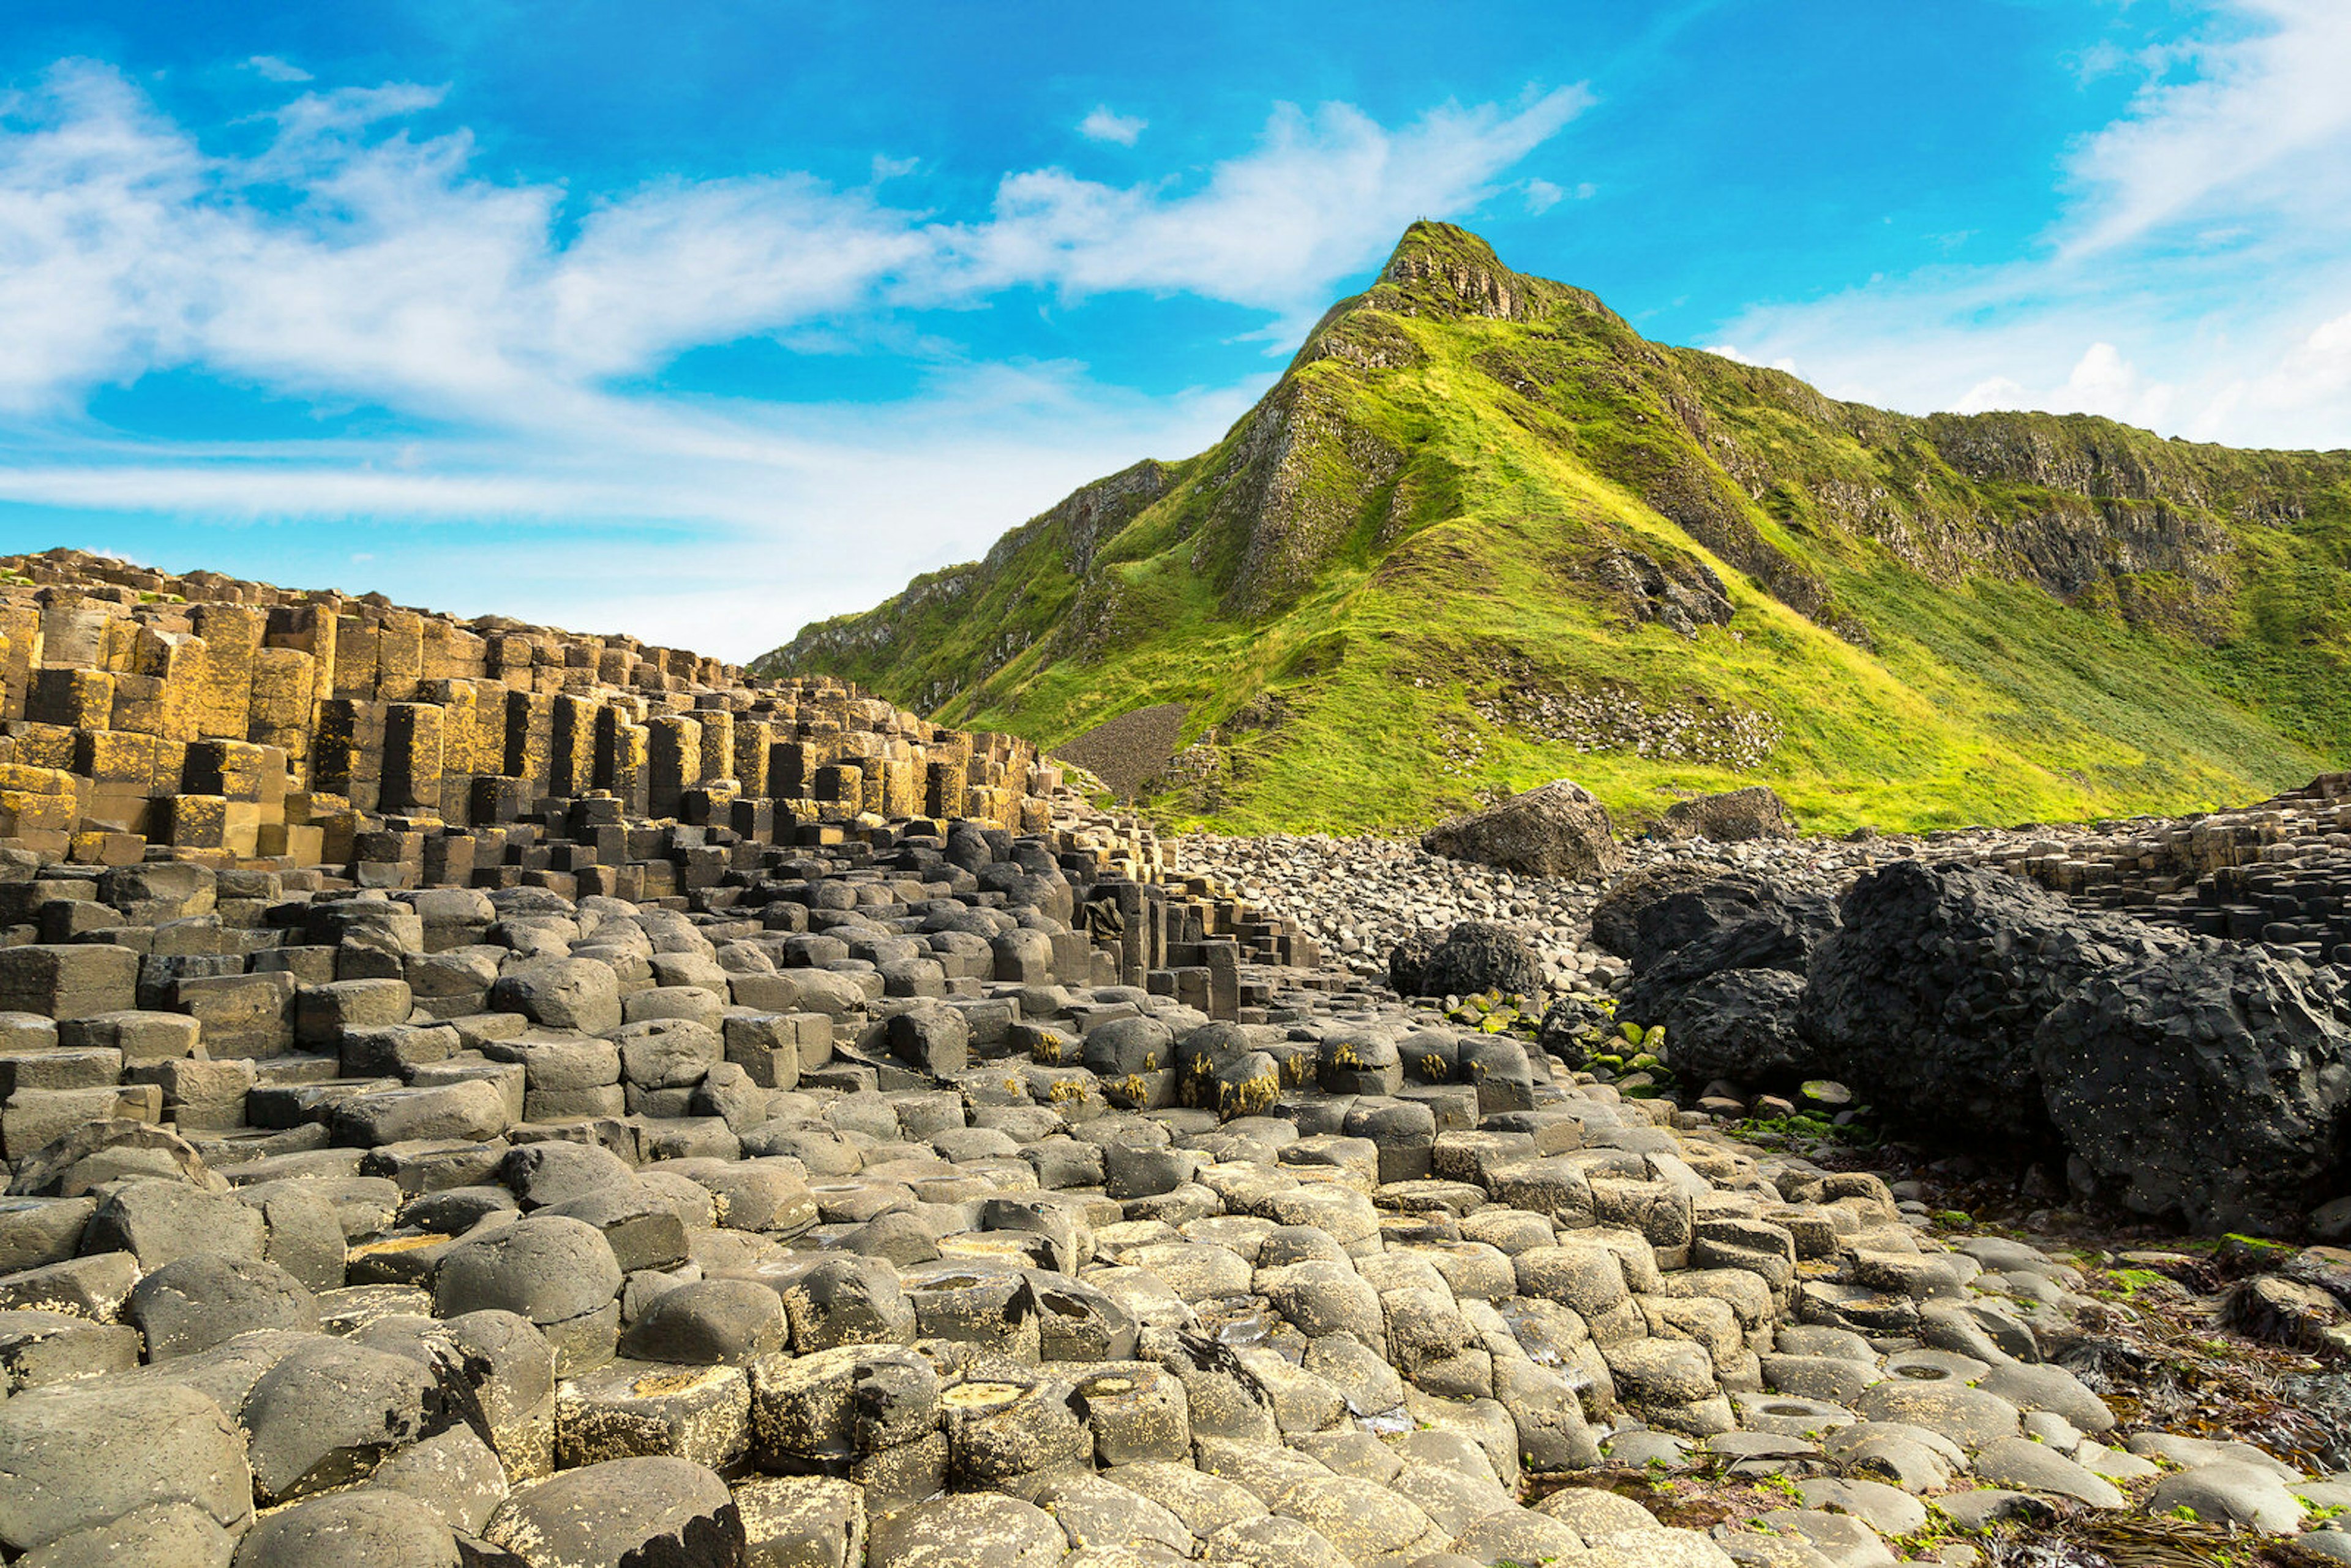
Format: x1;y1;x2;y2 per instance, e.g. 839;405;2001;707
1589;548;1736;640
1421;781;1622;882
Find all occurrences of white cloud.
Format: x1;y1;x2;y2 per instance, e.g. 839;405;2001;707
246;55;312;83
1078;105;1146;146
946;91;1592;334
0;62;1588;654
1954;375;2027;414
0;63;1585;411
2061;0;2351;257
1702;1;2351;449
1523;178;1564;214
1703;344;1796;373
0;361;1267;653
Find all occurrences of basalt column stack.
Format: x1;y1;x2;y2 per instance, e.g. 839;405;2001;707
0;549;1056;881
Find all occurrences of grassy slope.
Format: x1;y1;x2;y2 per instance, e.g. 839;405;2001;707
764;226;2351;835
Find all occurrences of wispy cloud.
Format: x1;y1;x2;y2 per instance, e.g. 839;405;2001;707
1704;1;2351;450
0;61;1586;653
1078;105;1146;146
245;55;312;84
0;63;1583;408
948;91;1592;334
2060;0;2351;258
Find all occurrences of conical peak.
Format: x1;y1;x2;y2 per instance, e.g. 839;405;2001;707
1379;220;1509;279
1374;221;1535;321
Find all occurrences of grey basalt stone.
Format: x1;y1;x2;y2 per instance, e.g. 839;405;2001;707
14;1501;236;1568
1;1315;140;1406
1851;1379;2022;1452
613;1018;724;1090
885;1003;972;1077
433;1215;622;1327
0;1196;96;1272
2147;1460;2308;1532
620;1278;787;1366
1970;1436;2125;1508
240;1335;471;1504
867;1492;1067;1568
128;1253;320;1359
553;1358;751;1471
1200;1514;1351;1568
228;1488;466;1568
0;1381;253;1553
81;1181;264;1270
329;1080;512;1148
732;1475;864;1568
486;958;621;1037
500;1141;634;1209
481;1455;743;1568
367;1422;511;1535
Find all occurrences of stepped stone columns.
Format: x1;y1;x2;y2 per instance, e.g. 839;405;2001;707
0;547;1056;881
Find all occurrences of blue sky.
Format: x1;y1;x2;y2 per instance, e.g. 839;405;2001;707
1;1;2346;660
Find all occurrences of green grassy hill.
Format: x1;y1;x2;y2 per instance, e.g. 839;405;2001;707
759;223;2351;835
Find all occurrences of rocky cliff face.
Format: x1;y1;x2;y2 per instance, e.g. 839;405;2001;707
762;223;2351;835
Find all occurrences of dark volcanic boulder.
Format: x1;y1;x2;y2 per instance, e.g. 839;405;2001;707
1535;994;1612;1069
2034;946;2351;1233
1648;969;1813;1085
1605;865;1834;1085
1801;861;2184;1141
1657;786;1795;843
1421;781;1621;880
1404;922;1545;999
1387;929;1443;998
1616;890;1839;1018
1589;863;1830;973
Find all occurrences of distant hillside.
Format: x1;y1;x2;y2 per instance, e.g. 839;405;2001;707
759;223;2351;835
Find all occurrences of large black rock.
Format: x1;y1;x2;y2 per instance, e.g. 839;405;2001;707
1387;929;1442;997
1799;860;2184;1141
1616;891;1839;1016
1602;868;1837;1087
1651;968;1813;1086
1421;781;1621;880
1392;921;1544;999
1591;863;1834;974
2035;945;2351;1233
